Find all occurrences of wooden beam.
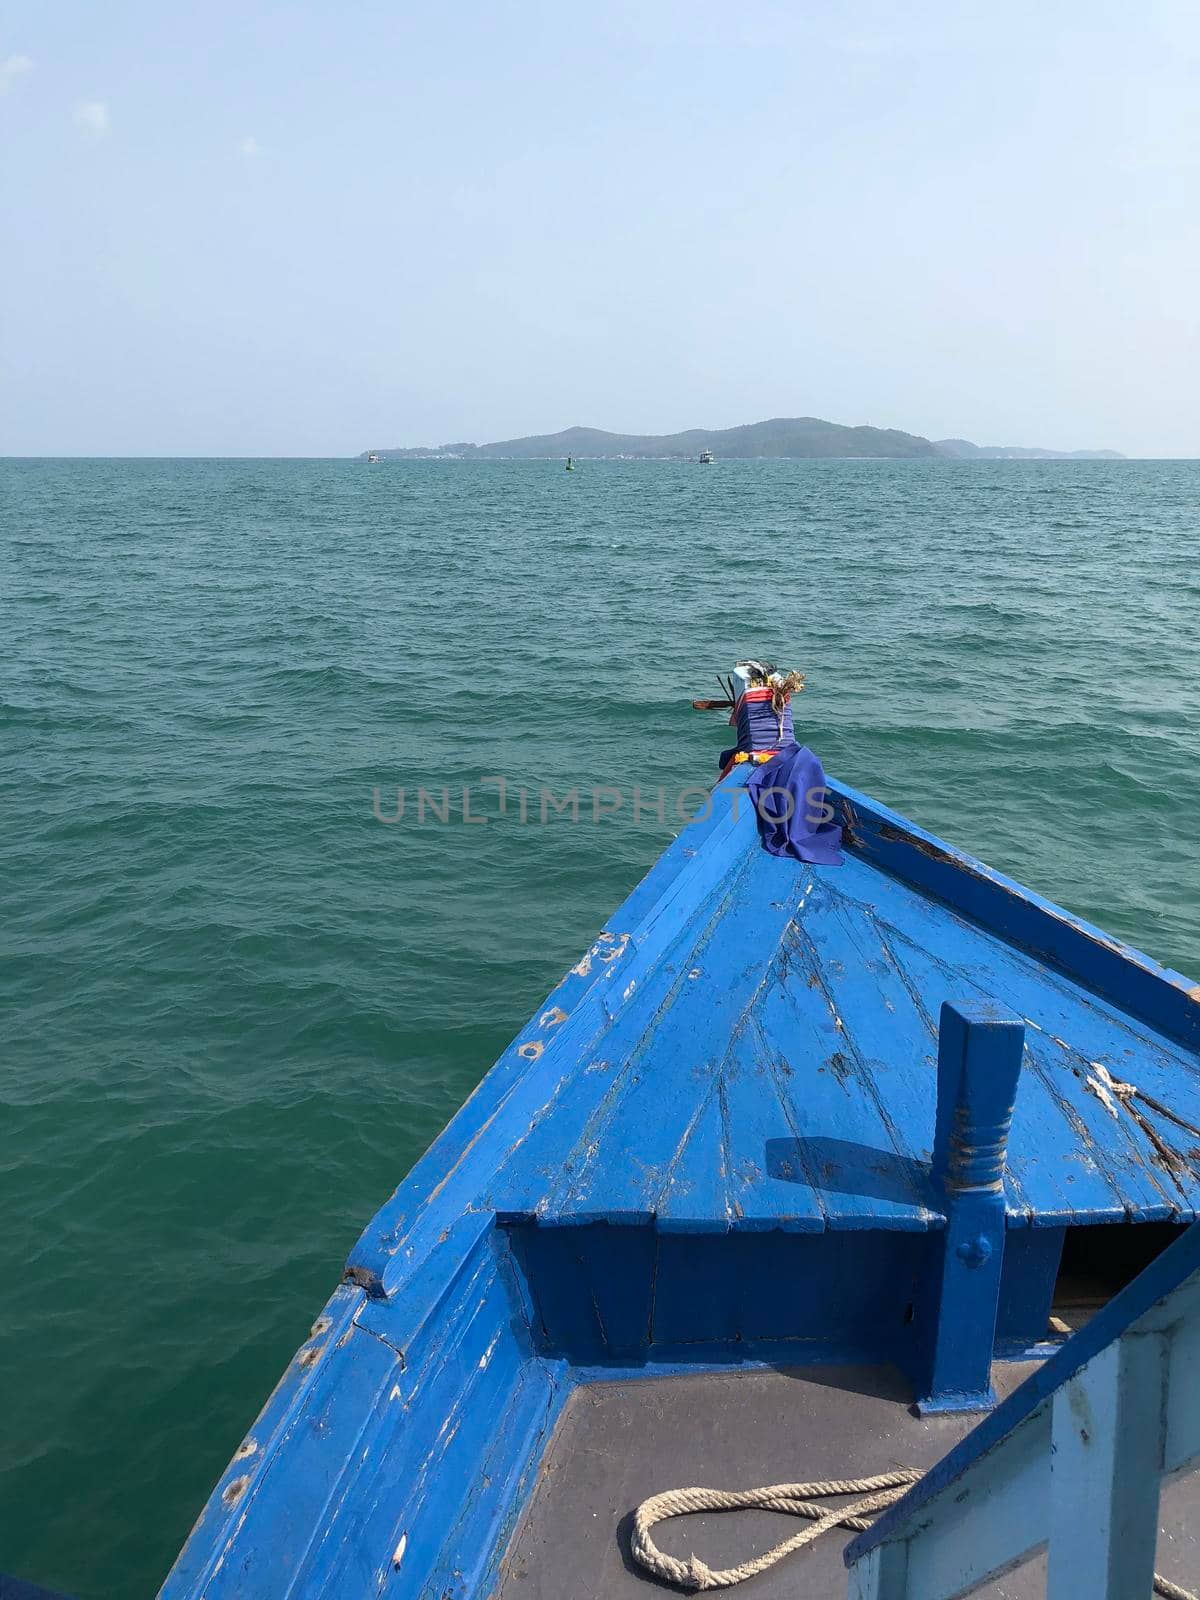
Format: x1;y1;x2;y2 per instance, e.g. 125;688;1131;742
1047;1333;1166;1599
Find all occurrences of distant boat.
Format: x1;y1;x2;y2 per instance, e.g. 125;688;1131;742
565;455;576;472
366;452;381;464
698;447;714;464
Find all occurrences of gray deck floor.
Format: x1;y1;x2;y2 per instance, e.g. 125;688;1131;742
494;1364;1197;1600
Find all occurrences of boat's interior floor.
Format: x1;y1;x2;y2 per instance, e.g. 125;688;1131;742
494;1363;1198;1600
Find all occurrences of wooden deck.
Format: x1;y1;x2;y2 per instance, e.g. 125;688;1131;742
496;1363;1199;1600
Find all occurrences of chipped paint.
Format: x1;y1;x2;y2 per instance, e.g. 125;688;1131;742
538;1006;568;1028
392;1533;407;1569
221;1476;249;1509
518;1041;544;1062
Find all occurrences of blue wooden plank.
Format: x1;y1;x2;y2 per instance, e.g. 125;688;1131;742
285;1248;529;1596
161;1282;365;1600
848;897;1165;1226
812;880;1047;1226
544;851;827;1230
650;1069;737;1230
414;1357;567;1599
715;1018;832;1233
354;1214;507;1375
748;908;937;1230
844;1219;1200;1569
485;859;759;1223
870;884;1188;1222
832;779;1200;1054
192;1322;404;1597
793;874;957;1213
851;860;1200;1215
649;1229;926;1356
352;1330;528;1595
506;1221;659;1359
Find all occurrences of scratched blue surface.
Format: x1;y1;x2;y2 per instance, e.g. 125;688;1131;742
482;780;1200;1236
160;772;1200;1598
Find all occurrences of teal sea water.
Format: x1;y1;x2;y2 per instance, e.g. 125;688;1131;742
2;457;1198;1597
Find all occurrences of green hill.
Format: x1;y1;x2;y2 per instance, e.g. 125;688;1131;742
934;438;1125;461
361;417;1124;462
366;416;938;461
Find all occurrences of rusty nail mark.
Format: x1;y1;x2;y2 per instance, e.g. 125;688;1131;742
222;1476;250;1508
234;1438;258;1461
298;1345;322;1369
518;1041;544;1061
310;1315;331;1338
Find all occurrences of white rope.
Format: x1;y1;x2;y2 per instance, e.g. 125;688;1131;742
630;1470;920;1590
630;1470;1198;1597
1085;1061;1138;1119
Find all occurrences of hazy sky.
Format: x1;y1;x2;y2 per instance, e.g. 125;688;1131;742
2;1;1197;456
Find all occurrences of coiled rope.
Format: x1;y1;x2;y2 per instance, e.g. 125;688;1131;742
630;1471;1197;1596
631;1470;919;1591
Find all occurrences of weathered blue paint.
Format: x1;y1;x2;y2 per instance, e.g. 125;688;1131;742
915;1003;1025;1411
160;769;1200;1599
832;779;1200;1055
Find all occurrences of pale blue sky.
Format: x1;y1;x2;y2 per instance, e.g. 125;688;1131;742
2;0;1197;456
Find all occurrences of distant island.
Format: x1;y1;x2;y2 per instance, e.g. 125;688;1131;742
359;416;1124;462
933;438;1125;461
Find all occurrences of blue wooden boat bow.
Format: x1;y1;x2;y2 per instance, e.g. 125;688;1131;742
160;708;1200;1598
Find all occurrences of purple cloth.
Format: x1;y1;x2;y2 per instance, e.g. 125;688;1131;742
745;744;843;866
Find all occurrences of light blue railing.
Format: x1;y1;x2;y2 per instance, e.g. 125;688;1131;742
845;1220;1200;1598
